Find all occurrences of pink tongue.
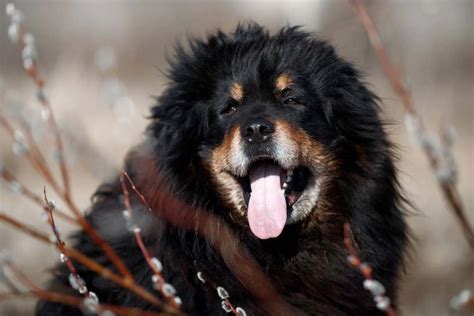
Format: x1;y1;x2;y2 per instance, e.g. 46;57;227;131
247;162;287;239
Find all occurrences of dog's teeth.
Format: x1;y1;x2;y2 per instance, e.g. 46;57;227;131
283;183;288;189
286;176;292;183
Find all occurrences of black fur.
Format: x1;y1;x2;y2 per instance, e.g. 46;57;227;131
37;24;407;315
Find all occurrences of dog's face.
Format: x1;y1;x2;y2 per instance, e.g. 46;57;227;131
152;25;386;240
207;73;337;239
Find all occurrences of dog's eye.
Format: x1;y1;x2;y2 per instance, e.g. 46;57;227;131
280;88;303;107
222;106;237;115
283;98;300;105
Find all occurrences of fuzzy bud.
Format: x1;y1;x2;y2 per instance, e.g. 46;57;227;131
217;286;230;299
6;3;15;16
8;23;19;43
450;289;472;311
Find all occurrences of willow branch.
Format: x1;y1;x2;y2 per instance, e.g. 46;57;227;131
3;262;170;316
0;168;76;224
349;0;474;248
0;212;181;315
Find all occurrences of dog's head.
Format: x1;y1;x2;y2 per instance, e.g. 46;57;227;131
150;24;390;240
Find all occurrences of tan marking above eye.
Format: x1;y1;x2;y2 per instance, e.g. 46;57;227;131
275;74;294;92
229;82;244;102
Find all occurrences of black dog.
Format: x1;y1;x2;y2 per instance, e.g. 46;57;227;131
37;24;407;315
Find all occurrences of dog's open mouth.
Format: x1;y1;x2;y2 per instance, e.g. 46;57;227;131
234;159;319;239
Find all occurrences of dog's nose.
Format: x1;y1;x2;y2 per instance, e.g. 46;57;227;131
241;118;275;143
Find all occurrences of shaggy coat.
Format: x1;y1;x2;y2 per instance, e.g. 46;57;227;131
37;24;407;316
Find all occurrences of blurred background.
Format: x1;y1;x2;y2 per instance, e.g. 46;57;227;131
0;1;472;315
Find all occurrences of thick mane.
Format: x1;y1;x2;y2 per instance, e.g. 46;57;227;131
36;23;408;316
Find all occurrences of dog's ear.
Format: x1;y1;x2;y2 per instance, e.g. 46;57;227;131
167;101;210;161
149;99;211;171
310;57;383;147
325;83;383;145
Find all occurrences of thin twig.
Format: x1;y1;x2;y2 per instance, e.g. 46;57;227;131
122;171;247;315
5;4;143;276
122;170;154;212
43;188;97;304
343;223;396;316
0;168;76;224
0;114;62;193
3;262;170;316
0;112;134;278
0;212;181;315
0;292;31;302
10;11;71;199
348;0;474;248
195;271;241;316
18;117;54;180
128;153;296;315
120;172;182;309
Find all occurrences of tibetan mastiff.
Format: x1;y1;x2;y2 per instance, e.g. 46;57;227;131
37;24;408;315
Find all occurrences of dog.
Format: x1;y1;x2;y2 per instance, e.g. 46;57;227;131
36;24;408;315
